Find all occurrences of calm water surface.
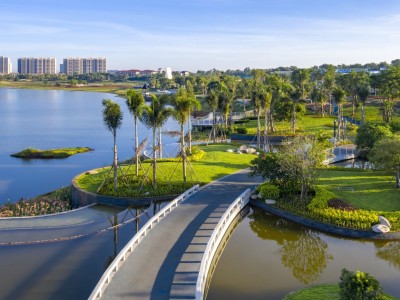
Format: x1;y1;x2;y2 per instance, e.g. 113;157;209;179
0;88;179;203
207;208;400;299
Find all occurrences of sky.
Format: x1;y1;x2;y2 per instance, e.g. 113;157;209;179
2;0;400;72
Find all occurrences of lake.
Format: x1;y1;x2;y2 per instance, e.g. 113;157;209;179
0;88;180;203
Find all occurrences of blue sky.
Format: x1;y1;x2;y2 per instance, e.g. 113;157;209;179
2;0;400;71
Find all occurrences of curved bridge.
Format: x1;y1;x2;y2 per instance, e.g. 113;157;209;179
91;169;263;299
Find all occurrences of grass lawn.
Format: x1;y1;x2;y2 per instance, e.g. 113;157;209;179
244;114;337;135
284;284;396;300
317;168;400;212
11;147;93;159
76;144;257;195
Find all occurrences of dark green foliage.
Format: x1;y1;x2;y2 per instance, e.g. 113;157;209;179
339;268;383;300
355;123;392;158
258;182;280;199
250;152;283;181
235;127;248;134
389;120;400;133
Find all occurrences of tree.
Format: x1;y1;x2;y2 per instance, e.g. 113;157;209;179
140;95;172;189
205;89;219;143
356;84;370;124
278;136;325;199
369;137;400;188
172;88;194;185
322;65;336;115
355;123;392;158
102;99;123;191
380;66;400;123
332;86;346;141
125;89;145;176
291;68;310;101
184;81;201;152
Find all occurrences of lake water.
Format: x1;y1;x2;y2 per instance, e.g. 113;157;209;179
0;88;180;203
207;208;400;299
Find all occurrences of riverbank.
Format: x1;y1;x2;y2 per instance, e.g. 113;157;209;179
0;80;130;95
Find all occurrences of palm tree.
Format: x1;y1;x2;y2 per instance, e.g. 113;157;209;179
205;89;219;143
126;89;145;176
251;83;264;149
172;88;194;184
140;95;172;189
184;81;201;153
102;99;123;191
218;83;232;139
356;84;370;124
332;86;346;141
290;87;301;134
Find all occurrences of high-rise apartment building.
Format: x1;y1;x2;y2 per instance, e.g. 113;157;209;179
17;57;56;74
61;58;107;75
0;56;12;74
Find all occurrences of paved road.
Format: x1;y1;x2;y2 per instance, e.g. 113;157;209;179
102;169;263;300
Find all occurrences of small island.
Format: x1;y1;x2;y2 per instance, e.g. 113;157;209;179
11;147;93;159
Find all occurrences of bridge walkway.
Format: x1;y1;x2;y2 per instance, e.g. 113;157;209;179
101;169;263;300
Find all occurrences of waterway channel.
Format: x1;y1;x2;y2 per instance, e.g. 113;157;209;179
207;207;400;299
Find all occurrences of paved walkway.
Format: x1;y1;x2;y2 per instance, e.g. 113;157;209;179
102;169;263;300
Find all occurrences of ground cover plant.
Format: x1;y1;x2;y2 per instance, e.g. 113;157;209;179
11;147;93;159
76;144;256;197
0;186;72;217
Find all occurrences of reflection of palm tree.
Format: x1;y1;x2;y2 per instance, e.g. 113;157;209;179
375;241;400;270
248;208;332;284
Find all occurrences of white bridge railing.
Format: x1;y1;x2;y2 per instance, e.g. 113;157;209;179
195;188;251;300
88;184;200;300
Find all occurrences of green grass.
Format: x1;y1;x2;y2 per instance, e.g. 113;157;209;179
284;284;397;300
317;168;400;212
76;144;256;195
243;114;337;136
11;147;93;159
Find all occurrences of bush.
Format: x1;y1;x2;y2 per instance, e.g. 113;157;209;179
339;268;383;300
187;146;205;161
235;127;248;134
389;120;400;133
257;182;280;199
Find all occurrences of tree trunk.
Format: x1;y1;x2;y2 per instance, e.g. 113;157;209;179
188;109;192;153
263;110;268;152
212;110;216;143
361;103;365;124
113;133;118;191
134;116;139;176
181;124;187;185
158;127;162;159
257;110;261;149
152;128;157;189
396;169;400;188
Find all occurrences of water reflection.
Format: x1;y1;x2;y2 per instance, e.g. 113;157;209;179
375;241;400;270
249;209;332;284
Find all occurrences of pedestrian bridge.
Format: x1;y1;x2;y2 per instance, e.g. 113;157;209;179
89;169;263;299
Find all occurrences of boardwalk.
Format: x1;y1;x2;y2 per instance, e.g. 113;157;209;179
101;169;263;300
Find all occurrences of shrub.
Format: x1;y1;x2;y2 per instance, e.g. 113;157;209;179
339;268;383;300
258;182;280;199
389;120;400;133
187;146;205;161
235;127;248;134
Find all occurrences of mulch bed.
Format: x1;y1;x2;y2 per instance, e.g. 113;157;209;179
328;198;358;211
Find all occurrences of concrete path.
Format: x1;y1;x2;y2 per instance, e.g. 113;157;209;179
102;169;263;300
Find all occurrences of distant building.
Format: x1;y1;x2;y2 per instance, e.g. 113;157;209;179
60;58;107;75
0;56;12;74
116;69;141;76
180;71;190;76
140;69;157;76
157;67;173;79
18;57;56;74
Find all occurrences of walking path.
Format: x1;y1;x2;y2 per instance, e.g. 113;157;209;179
100;169;263;300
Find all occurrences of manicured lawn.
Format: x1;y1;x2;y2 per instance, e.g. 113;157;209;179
76;144;257;195
284;284;396;300
317;168;400;212
11;147;93;159
244;114;336;135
